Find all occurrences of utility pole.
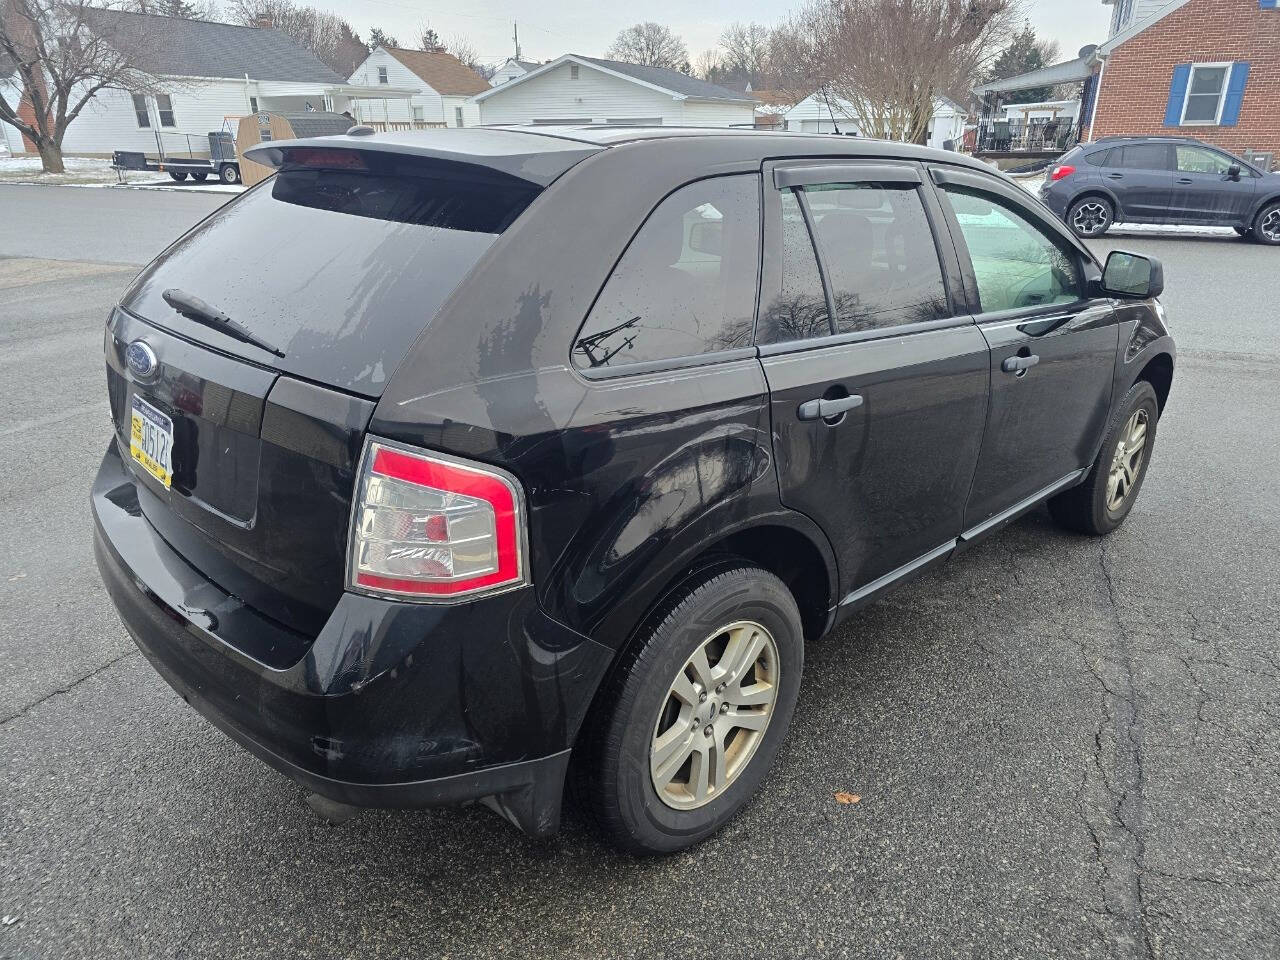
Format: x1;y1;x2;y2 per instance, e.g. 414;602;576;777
513;22;521;60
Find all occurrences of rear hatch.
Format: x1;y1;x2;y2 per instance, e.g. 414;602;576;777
107;144;566;637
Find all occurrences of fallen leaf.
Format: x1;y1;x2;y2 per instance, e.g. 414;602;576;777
834;791;861;805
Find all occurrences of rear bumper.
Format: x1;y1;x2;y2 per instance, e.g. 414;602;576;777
92;441;614;836
1039;184;1070;219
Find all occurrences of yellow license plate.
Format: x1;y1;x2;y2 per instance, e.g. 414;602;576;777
129;394;173;489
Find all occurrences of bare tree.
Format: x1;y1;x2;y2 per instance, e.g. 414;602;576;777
447;35;492;79
127;0;219;18
804;0;1019;143
718;21;770;88
691;48;721;81
606;22;688;71
229;1;366;75
763;16;816;99
0;0;167;173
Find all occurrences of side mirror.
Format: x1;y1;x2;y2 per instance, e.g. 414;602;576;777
1101;250;1164;300
1227;164;1242;181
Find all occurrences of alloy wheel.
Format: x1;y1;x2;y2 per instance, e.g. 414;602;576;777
649;620;780;810
1073;201;1110;236
1260;208;1280;243
1107;409;1149;512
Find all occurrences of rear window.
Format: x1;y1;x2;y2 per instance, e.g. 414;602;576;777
122;165;540;396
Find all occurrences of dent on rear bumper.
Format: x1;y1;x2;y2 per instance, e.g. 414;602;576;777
91;442;614;835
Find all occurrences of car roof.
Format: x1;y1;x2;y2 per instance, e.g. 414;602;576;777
247;124;1001;185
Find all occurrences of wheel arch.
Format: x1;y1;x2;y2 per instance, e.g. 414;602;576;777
1250;193;1280;225
1070;188;1121;219
1135;351;1174;413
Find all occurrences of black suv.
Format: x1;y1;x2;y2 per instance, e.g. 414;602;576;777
93;127;1175;854
1040;135;1280;242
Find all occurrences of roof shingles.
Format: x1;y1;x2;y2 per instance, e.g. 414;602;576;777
384;48;490;96
86;10;344;84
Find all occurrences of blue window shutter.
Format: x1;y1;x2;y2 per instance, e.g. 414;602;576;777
1164;65;1192;126
1221;62;1250;125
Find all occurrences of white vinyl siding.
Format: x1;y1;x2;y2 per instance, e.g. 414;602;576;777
56;79;252;155
347;48;471;127
476;61;754;128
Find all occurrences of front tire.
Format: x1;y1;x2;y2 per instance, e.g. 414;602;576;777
1252;202;1280;245
573;566;804;854
1067;196;1114;239
1049;381;1159;535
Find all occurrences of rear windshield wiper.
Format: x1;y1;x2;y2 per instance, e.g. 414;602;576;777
162;288;285;358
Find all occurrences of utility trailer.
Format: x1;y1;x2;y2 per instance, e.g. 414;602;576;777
112;129;241;185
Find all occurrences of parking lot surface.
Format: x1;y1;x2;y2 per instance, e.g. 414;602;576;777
1;184;1277;959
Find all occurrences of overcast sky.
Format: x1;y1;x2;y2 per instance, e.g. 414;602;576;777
315;0;1113;71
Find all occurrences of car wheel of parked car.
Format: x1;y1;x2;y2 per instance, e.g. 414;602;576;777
573;565;804;854
1067;197;1113;239
1252;202;1280;245
1049;381;1159;536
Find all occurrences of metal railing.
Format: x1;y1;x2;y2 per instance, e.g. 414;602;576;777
974;120;1081;155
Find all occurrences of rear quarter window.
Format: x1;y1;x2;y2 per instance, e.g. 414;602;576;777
572;175;761;371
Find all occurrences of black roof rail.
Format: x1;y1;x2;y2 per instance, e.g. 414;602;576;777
1093;135;1206;144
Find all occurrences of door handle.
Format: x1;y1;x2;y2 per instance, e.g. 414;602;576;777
798;394;864;422
1001;354;1040;374
1176;177;1193;184
1107;173;1124;180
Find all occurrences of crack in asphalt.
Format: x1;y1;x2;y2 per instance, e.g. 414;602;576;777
1073;540;1157;959
0;649;137;727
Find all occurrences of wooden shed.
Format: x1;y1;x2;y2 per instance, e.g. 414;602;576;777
235;111;356;186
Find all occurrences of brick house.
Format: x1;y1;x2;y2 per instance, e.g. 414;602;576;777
1086;0;1280;161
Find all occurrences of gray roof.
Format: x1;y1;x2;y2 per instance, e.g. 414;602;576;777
576;56;756;103
86;10;344;84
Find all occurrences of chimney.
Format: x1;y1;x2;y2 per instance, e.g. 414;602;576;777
253;15;274;29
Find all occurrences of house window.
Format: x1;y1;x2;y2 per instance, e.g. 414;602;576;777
249;96;259;112
155;93;176;127
1182;63;1230;124
412;106;424;123
378;66;388;84
455;106;464;127
131;93;150;128
570;64;579;80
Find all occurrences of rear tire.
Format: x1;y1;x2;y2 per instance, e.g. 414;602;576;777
219;164;241;185
572;566;804;854
190;170;209;182
1067;196;1113;239
168;170;188;182
1049;381;1159;535
1252;202;1280;245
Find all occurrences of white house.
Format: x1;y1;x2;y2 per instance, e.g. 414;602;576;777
0;11;408;157
471;54;757;128
784;92;968;149
347;47;488;130
490;58;541;87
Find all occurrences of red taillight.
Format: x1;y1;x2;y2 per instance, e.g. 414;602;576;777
348;439;527;601
1050;164;1076;182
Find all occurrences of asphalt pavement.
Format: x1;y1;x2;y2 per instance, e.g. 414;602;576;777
1;183;1277;959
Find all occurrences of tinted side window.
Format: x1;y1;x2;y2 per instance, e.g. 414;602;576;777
806;183;949;333
573;175;760;370
757;188;832;345
1118;144;1171;170
1175;145;1233;175
943;187;1082;314
1084;149;1112;167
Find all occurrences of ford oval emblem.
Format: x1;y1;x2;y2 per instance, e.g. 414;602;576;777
125;340;158;380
